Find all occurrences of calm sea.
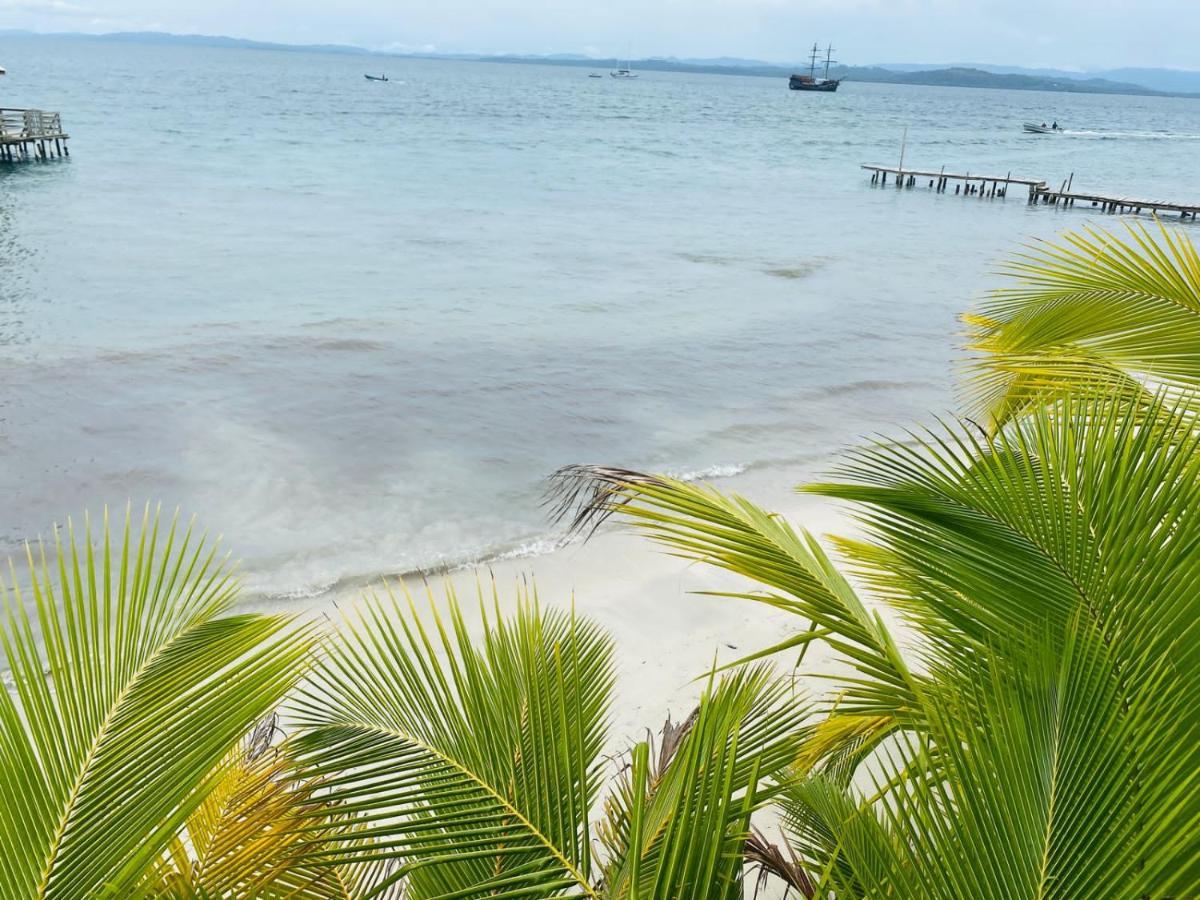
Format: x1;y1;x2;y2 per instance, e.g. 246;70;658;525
3;35;1199;600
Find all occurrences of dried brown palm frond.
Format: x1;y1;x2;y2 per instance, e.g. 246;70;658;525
744;828;816;899
545;464;663;537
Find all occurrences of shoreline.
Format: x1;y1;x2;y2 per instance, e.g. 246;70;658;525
296;465;859;748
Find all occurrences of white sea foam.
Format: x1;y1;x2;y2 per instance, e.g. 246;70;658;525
668;463;749;482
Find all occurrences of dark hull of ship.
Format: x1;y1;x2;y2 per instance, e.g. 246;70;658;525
789;77;840;92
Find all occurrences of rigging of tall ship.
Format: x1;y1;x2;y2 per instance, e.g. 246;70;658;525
790;44;840;92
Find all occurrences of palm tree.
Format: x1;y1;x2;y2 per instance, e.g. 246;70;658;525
548;222;1200;896
0;508;315;899
284;582;810;898
1;513;810;897
550;403;1200;895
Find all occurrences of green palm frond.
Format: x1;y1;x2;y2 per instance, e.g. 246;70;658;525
808;394;1200;684
789;395;1200;897
964;220;1200;426
598;664;809;900
0;508;315;899
547;466;918;719
288;581;616;899
783;611;1200;899
555;390;1200;896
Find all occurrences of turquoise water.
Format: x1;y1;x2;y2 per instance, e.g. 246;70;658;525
4;35;1200;598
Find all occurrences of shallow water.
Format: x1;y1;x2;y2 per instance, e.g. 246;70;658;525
3;35;1199;598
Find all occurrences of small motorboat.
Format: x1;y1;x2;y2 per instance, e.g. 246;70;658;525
364;74;389;82
588;73;603;78
1023;122;1062;134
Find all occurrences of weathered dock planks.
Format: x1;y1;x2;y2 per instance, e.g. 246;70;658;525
0;108;70;162
1029;186;1200;219
862;162;1200;220
861;164;1046;199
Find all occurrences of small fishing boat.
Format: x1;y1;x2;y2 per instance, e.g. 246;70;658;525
364;74;389;82
1023;122;1061;134
588;73;603;78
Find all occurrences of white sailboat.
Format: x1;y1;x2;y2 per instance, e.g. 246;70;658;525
610;55;638;78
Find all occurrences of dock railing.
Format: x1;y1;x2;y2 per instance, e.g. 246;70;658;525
0;107;69;161
0;108;65;139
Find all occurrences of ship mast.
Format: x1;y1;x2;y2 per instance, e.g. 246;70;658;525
809;43;819;79
823;44;836;80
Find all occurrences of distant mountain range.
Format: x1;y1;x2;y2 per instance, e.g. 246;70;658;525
4;29;1200;98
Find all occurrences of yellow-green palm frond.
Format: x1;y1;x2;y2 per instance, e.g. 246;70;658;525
143;715;379;900
0;507;315;899
964;220;1200;427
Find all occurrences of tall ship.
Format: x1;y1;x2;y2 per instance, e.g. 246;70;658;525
789;44;840;92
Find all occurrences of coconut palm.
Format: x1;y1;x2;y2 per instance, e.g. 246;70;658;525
1;505;811;898
549;221;1200;897
140;715;402;899
284;583;810;898
550;392;1200;897
964;221;1200;427
0;508;315;899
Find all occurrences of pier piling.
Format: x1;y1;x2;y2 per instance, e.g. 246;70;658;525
0;108;70;163
862;162;1200;222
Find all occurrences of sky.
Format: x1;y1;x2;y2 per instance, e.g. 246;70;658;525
0;0;1194;70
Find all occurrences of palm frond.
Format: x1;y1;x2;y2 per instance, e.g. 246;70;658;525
807;394;1200;684
784;612;1200;899
784;394;1200;897
964;220;1200;426
0;508;314;899
743;828;815;899
546;466;918;720
597;664;809;900
143;715;378;900
288;580;615;899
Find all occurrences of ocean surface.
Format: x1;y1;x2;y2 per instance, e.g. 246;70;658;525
3;35;1199;601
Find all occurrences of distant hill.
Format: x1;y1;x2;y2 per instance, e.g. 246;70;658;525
1100;67;1200;94
2;29;1196;98
852;66;1164;96
477;57;1170;96
0;29;371;56
874;61;1200;94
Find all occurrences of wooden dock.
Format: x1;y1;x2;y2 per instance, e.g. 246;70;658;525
0;108;70;162
1030;181;1200;219
862;164;1046;199
862;163;1200;220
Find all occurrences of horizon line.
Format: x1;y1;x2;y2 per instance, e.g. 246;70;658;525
3;27;1199;75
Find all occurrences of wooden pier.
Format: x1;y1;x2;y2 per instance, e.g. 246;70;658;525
862;164;1046;199
1029;181;1200;220
0;108;70;162
862;163;1200;221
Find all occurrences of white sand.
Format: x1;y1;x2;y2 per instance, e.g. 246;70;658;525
329;466;863;749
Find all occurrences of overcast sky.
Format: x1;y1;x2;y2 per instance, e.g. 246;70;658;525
0;0;1193;70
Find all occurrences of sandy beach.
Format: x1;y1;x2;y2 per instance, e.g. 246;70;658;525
308;464;861;752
